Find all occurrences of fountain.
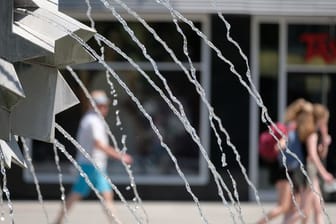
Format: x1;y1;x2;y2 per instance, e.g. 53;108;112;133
0;0;333;223
0;0;96;222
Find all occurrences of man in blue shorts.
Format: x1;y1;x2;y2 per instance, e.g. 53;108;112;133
55;90;133;224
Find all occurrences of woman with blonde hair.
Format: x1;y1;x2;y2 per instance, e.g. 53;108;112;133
285;103;334;224
302;104;332;224
284;98;307;127
256;99;311;224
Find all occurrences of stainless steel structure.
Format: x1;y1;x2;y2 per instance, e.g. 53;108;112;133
0;0;96;168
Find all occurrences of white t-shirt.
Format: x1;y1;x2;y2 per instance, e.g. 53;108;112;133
76;111;108;170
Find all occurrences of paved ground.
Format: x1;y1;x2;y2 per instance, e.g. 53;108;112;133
3;200;336;223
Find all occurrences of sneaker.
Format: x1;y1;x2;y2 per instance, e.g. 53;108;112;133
323;181;336;193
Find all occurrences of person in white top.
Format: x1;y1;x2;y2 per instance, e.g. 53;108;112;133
55;90;133;224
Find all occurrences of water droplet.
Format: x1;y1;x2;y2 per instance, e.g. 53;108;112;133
121;135;127;144
126;186;131;191
116;117;121;126
221;154;227;167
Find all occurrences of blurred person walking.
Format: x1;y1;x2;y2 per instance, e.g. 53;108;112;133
257;99;308;224
284;103;334;224
55;90;133;224
301;103;332;224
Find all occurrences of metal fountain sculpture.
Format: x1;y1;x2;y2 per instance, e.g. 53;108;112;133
0;0;96;168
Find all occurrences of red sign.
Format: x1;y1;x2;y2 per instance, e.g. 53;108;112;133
300;33;336;63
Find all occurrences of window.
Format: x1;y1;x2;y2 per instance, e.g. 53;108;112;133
24;18;211;185
288;24;336;66
258;23;279;191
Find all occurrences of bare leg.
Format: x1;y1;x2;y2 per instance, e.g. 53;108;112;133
257;180;291;224
284;187;313;224
311;178;324;224
300;176;325;224
101;191;120;224
54;192;82;224
282;192;301;224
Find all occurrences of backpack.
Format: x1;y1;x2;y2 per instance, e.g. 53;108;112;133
259;122;288;162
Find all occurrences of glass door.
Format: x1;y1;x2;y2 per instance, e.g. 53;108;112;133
286;22;336;178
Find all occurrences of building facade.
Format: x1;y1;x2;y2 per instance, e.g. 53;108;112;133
9;0;336;201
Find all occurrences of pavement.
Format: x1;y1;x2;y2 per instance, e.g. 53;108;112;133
3;200;336;223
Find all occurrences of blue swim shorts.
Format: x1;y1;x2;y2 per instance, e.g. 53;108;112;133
72;163;111;197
